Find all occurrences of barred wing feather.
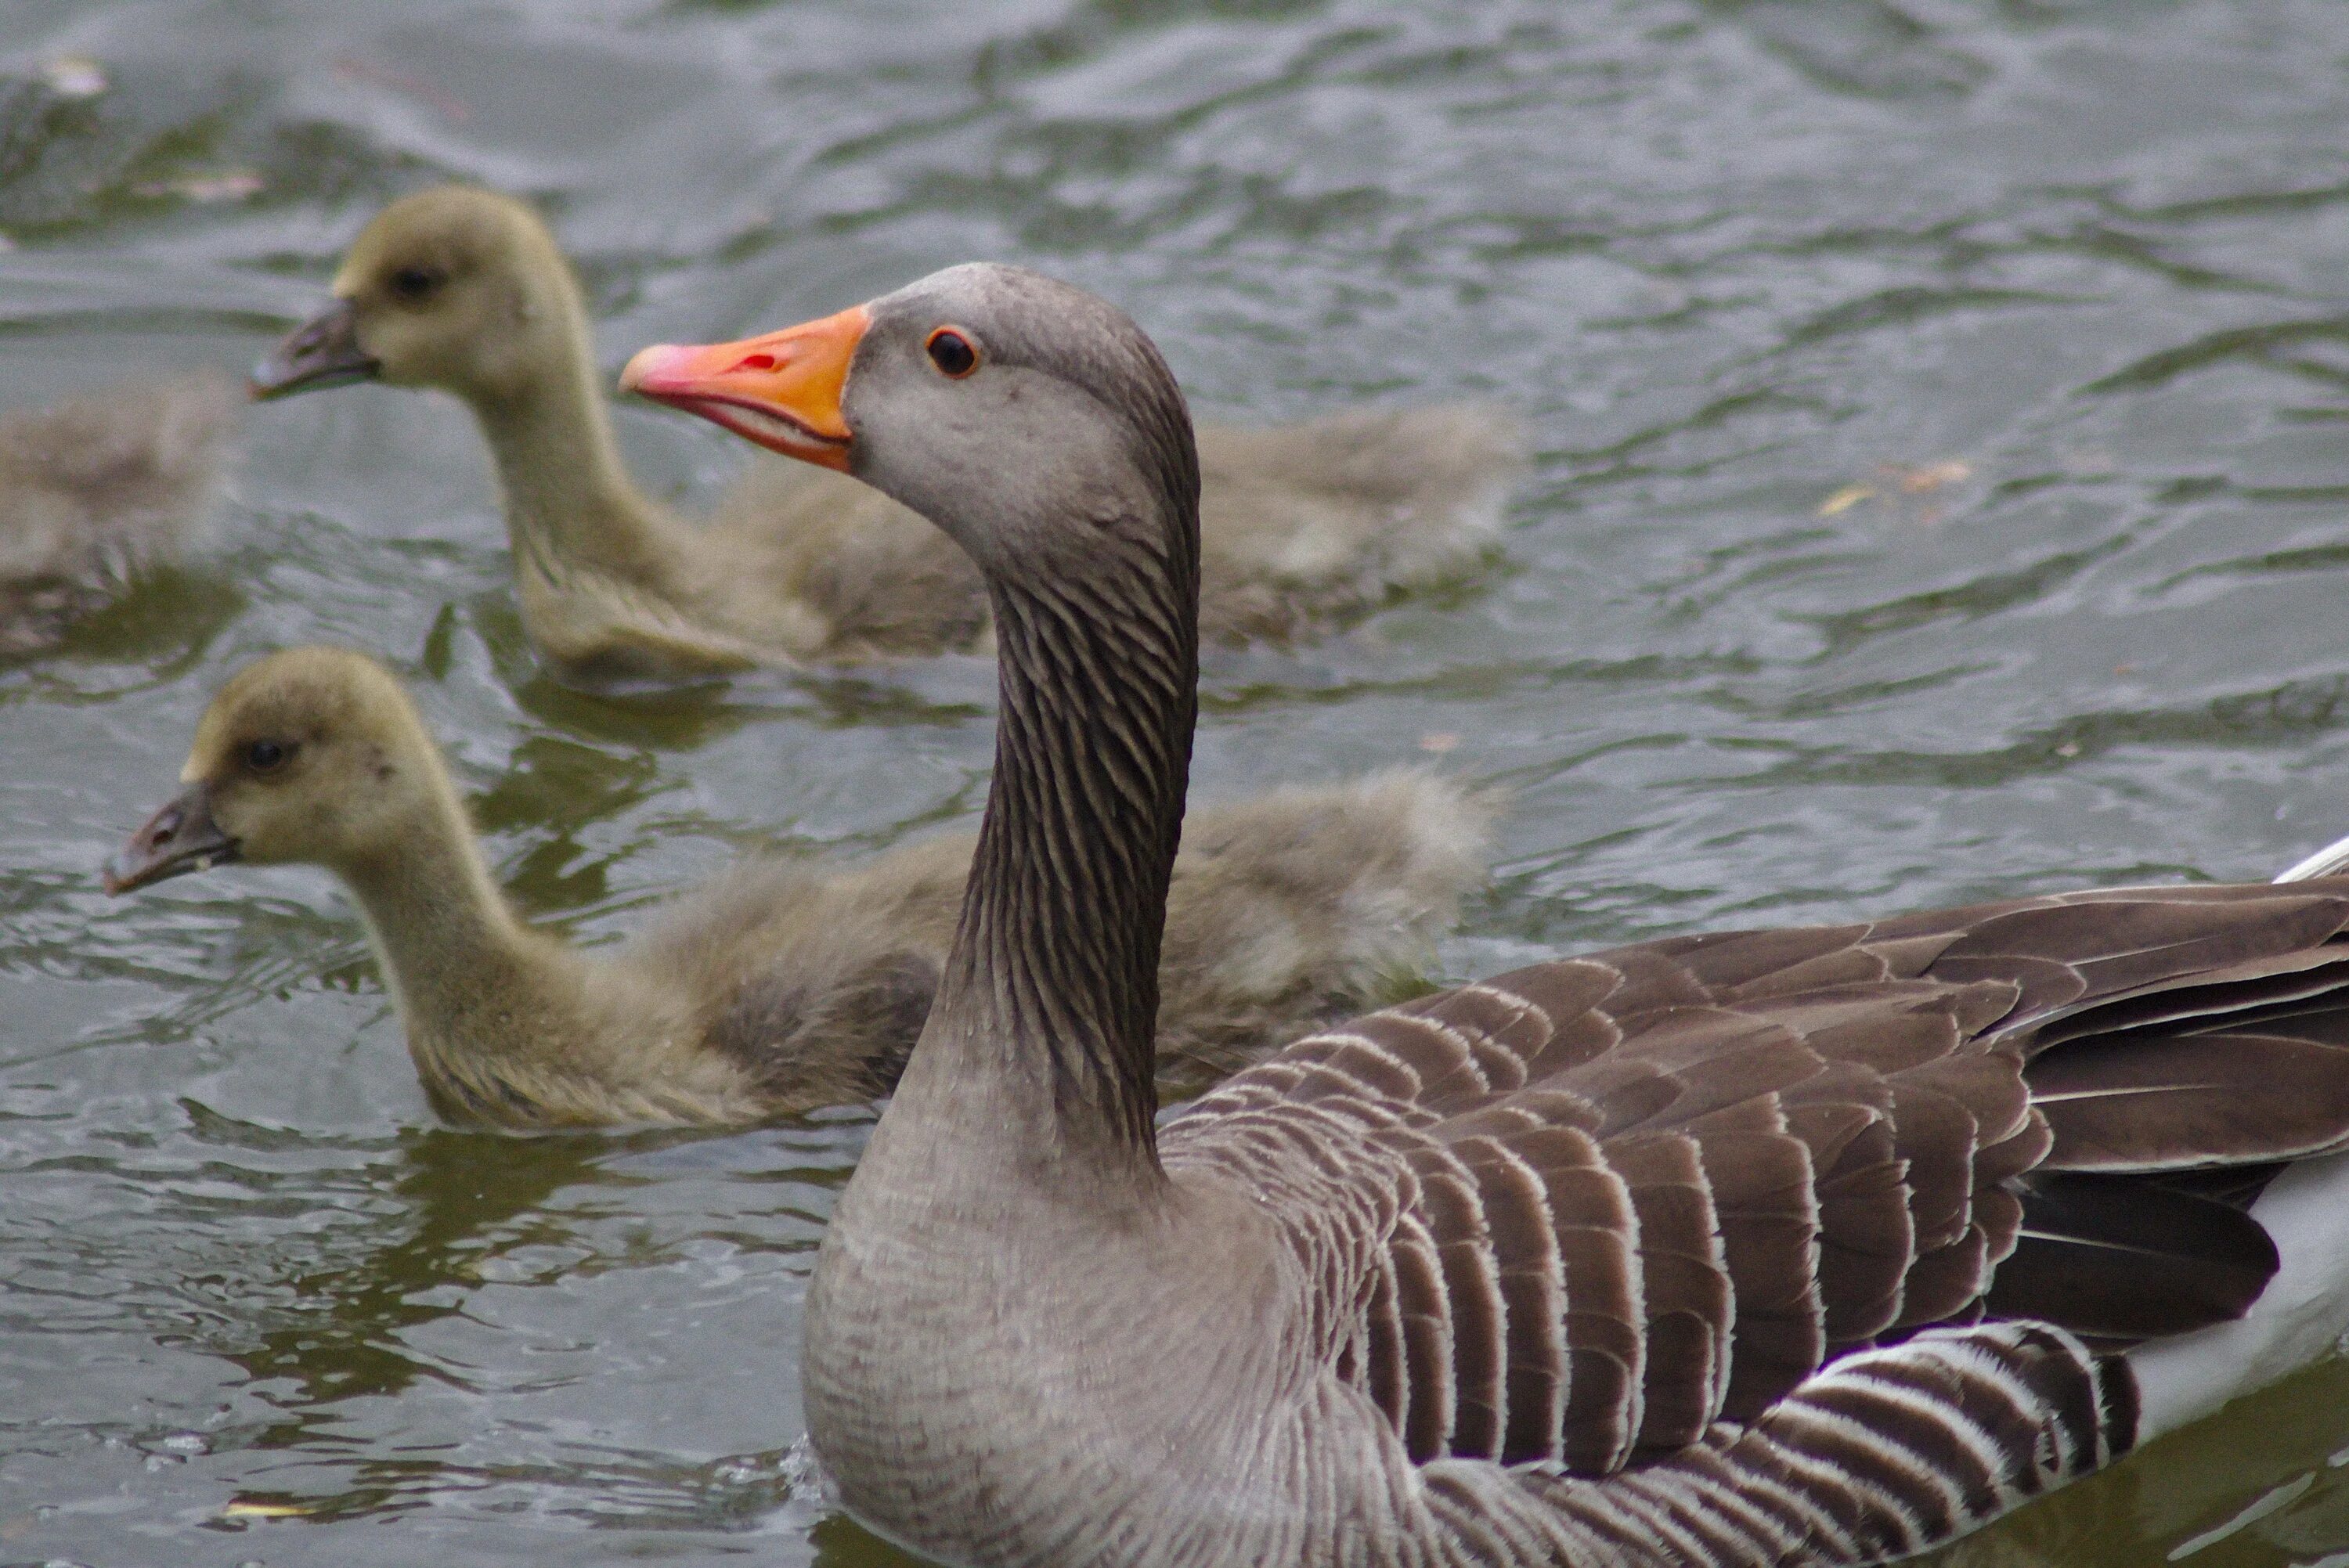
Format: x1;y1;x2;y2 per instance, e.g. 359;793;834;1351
1160;882;2349;1563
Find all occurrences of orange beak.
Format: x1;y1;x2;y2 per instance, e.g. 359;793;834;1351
620;304;871;471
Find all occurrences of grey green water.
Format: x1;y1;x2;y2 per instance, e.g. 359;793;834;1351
5;0;2349;1563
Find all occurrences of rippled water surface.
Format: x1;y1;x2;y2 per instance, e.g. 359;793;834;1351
7;0;2349;1562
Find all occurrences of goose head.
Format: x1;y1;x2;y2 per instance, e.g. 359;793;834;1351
105;648;446;893
252;186;587;407
620;262;1200;587
626;265;1203;1152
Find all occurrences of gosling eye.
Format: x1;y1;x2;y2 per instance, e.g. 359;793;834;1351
245;738;294;774
926;327;979;379
387;266;444;303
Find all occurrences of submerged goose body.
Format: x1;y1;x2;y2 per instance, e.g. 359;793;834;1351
634;264;2349;1567
104;647;1488;1128
0;371;237;655
253;186;1519;685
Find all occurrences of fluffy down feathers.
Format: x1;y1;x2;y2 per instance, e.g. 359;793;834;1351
629;770;1497;1117
113;647;1494;1130
0;371;236;654
1192;404;1520;644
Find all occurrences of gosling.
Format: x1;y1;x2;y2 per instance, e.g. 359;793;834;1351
105;647;1493;1127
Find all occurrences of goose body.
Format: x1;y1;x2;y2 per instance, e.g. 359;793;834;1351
634;263;2349;1567
253;186;1519;685
104;647;1488;1128
0;371;236;655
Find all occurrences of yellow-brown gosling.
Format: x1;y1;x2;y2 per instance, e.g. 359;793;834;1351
1;371;238;655
250;186;1522;685
103;646;1491;1128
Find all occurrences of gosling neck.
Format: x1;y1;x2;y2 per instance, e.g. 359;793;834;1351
462;319;687;587
900;514;1203;1177
330;766;574;1054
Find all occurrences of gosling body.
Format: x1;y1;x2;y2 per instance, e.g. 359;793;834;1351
107;647;1489;1128
0;372;237;654
253;186;1520;683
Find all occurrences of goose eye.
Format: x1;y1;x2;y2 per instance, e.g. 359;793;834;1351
926;328;978;378
388;266;442;302
246;739;291;773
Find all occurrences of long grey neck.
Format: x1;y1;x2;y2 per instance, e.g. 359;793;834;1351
904;526;1200;1172
464;327;685;585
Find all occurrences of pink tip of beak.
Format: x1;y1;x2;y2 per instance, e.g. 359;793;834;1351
619;343;698;397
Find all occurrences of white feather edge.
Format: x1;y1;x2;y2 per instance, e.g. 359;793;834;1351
2272;830;2349;884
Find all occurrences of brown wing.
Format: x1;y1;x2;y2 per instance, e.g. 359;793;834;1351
1164;881;2349;1484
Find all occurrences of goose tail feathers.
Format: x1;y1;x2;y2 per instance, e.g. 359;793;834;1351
1478;1321;2132;1566
1980;875;2349;1447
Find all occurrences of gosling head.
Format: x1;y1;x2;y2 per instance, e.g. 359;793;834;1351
105;647;446;894
619;262;1200;591
251;186;587;406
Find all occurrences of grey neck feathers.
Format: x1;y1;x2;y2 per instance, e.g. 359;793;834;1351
464;317;686;586
922;508;1201;1166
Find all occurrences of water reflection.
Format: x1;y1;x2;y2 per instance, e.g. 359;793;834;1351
221;1126;618;1418
0;564;243;701
9;0;2349;1562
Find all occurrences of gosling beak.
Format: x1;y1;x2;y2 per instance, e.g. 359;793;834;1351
251;298;379;401
103;782;240;895
620;304;868;472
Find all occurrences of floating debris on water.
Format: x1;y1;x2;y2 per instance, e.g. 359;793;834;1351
1817;460;1976;522
1817;482;1875;517
132;172;265;204
1895;459;1970;493
40;55;108;98
221;1499;313;1520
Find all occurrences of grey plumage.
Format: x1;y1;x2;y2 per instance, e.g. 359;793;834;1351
642;261;2349;1568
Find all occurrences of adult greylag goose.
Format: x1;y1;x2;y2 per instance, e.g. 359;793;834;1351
101;647;1486;1128
0;370;238;655
251;186;1520;686
630;264;2349;1567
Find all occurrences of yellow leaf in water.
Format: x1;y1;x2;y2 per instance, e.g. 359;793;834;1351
1896;459;1972;493
222;1501;312;1519
1817;484;1876;517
